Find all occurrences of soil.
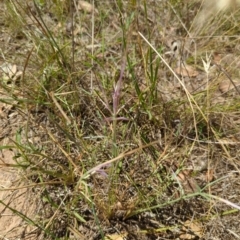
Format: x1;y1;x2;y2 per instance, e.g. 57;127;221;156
0;2;40;230
0;95;37;239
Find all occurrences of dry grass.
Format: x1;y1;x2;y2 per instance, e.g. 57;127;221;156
0;0;240;239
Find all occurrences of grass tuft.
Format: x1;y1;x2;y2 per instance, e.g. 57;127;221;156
0;0;240;239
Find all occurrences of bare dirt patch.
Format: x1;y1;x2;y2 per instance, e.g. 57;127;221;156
0;96;38;239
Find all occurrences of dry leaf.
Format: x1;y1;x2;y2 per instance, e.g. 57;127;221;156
219;79;240;93
180;220;203;239
78;1;98;13
11;64;17;77
13;70;23;81
1;63;17;78
1;63;22;83
105;232;127;240
213;52;222;64
175;65;199;77
175;170;200;193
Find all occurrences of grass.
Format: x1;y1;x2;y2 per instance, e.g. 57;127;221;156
0;0;240;239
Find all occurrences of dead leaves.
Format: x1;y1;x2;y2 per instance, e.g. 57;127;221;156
219;79;240;94
104;232;128;240
78;1;98;14
0;63;22;84
174;169;201;194
180;220;203;239
175;64;199;78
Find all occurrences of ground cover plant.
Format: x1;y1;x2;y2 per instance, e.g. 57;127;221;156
0;0;240;239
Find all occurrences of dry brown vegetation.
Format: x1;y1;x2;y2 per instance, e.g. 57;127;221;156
0;0;240;239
